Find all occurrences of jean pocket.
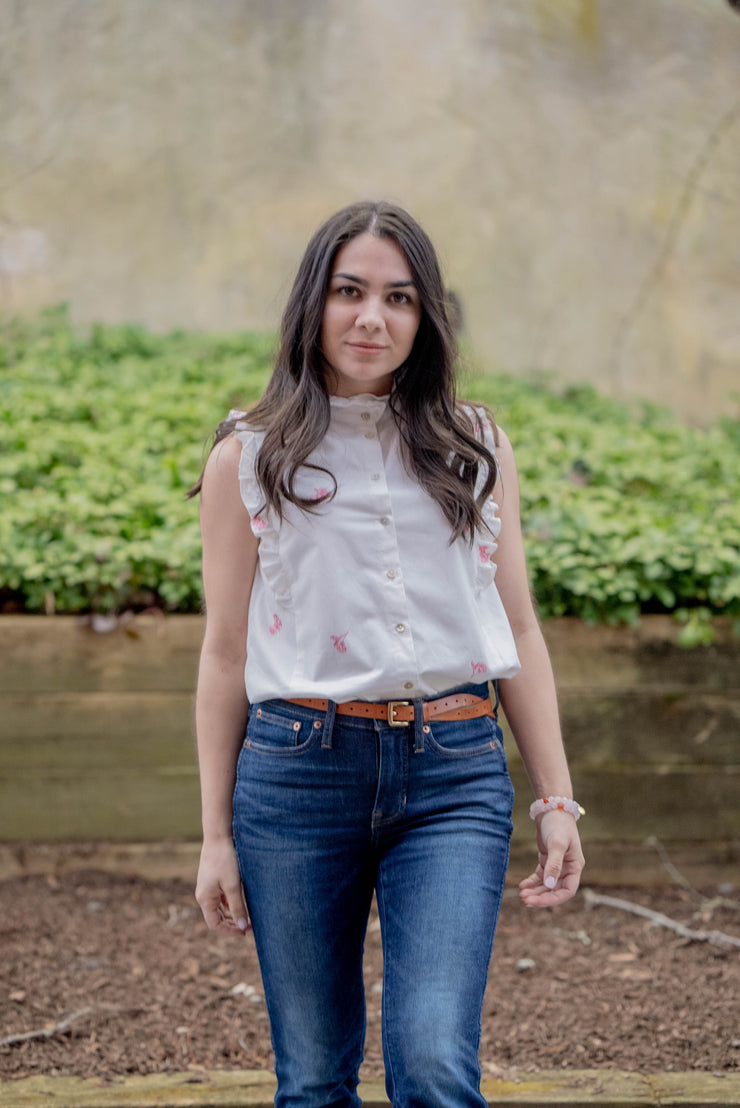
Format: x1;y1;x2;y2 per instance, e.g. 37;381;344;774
425;715;504;759
244;705;321;757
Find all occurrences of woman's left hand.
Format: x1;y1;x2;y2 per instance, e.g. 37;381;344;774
518;810;585;908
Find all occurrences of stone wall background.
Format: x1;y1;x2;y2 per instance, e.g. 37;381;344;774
1;0;738;421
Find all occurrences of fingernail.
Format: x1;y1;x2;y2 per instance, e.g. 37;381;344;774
544;876;556;889
237;917;248;931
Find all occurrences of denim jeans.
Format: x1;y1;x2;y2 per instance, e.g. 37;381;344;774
232;683;514;1108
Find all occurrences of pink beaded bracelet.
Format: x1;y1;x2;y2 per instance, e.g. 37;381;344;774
529;796;585;821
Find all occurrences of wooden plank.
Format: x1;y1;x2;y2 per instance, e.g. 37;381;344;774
0;692;196;769
0;615;204;693
502;691;740;765
1;688;738;768
542;616;740;691
0;841;203;882
507;839;740;889
0;615;737;849
0;763;736;842
0;769;201;840
1;838;736;887
1;615;739;694
509;765;740;841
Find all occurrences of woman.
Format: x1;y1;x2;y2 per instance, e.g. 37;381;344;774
193;200;584;1108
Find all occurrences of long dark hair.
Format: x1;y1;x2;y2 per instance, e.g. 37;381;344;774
190;200;499;542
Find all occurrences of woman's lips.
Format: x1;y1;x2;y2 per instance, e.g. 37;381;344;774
347;342;387;352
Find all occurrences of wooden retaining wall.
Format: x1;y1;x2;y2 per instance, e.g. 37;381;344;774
0;615;737;884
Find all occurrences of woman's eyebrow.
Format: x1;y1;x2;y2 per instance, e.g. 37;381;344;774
332;271;416;290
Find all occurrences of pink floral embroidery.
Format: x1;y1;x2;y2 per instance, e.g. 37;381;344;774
252;515;266;532
478;544;489;564
331;632;349;654
312;487;329;500
470;661;487;677
268;614;282;636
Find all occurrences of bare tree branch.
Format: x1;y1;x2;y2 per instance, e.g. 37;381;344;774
0;1007;94;1047
583;889;740;949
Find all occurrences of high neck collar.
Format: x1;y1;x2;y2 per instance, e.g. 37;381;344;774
329;392;390;427
329;392;390;406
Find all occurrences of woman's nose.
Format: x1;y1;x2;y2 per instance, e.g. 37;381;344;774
355;297;385;330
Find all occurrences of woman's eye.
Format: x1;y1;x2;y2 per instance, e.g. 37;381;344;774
389;292;411;305
337;285;360;297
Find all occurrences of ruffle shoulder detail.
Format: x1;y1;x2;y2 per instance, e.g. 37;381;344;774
228;410;270;534
228;410;293;606
461;404;501;595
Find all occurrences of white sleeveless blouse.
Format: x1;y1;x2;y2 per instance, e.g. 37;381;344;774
232;394;520;704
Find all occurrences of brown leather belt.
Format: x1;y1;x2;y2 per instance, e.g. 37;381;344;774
284;693;495;728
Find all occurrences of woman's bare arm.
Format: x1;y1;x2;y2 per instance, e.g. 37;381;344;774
194;434;259;935
490;428;585;907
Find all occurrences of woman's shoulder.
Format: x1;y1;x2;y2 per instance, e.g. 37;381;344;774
202;410;260;482
221;409;265;455
224;408;258;436
455;400;501;450
202;430;243;486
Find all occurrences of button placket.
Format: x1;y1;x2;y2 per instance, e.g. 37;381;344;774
359;426;415;672
379;516;414;666
375;515;414;666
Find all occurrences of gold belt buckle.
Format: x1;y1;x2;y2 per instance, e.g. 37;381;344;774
387;700;410;727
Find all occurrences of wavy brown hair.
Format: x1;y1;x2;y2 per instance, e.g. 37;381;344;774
189;200;499;542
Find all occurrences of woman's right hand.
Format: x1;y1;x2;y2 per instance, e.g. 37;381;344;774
195;837;250;936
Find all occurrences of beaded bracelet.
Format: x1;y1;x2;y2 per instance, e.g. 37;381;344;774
529;796;585;821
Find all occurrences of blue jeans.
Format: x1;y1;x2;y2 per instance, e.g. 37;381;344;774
232;683;514;1108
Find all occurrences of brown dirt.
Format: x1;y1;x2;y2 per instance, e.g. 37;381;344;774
0;873;737;1082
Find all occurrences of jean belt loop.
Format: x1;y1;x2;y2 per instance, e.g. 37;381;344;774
491;679;500;719
412;697;425;753
320;698;337;749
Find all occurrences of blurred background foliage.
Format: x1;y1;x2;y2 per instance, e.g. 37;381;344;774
2;308;738;645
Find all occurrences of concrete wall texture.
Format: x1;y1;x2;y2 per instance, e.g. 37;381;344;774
1;0;738;421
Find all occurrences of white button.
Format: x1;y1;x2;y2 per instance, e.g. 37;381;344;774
380;517;390;526
395;623;406;633
371;474;380;481
386;569;396;580
361;412;371;421
364;431;374;439
403;681;413;690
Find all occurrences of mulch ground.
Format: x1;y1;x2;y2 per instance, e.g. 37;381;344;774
0;873;738;1082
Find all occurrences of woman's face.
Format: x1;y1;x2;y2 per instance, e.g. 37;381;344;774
320;232;422;397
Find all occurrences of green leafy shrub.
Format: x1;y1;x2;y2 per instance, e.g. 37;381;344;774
467;374;740;640
1;308;272;614
2;309;738;642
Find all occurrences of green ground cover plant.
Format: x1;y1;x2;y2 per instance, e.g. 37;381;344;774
2;308;738;643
